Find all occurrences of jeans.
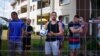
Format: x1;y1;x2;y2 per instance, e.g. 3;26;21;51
8;40;22;56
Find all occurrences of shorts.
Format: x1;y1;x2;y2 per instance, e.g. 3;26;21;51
8;40;23;56
69;43;80;50
45;40;59;56
57;38;64;49
22;37;31;50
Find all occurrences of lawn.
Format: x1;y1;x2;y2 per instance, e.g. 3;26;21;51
1;30;100;56
1;39;68;56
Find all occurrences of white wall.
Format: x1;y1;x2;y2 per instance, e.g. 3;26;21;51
54;0;76;22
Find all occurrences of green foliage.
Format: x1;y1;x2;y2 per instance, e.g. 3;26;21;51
3;25;8;30
64;28;69;36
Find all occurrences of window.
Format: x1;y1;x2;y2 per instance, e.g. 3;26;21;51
32;0;39;2
21;0;26;3
59;15;69;24
33;19;34;25
37;0;50;9
21;5;27;13
18;1;20;5
59;0;70;6
37;14;50;25
33;5;35;11
30;6;32;12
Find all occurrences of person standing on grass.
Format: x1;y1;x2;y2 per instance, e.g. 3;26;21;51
58;16;65;56
22;19;33;55
79;17;88;56
7;12;25;56
95;16;100;50
0;23;3;56
68;15;83;56
45;12;63;56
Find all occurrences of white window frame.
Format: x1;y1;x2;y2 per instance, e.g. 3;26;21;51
60;0;70;6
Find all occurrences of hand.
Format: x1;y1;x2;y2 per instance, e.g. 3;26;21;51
48;32;52;36
50;31;55;36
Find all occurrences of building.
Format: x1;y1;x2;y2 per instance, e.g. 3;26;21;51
11;0;77;32
11;0;100;34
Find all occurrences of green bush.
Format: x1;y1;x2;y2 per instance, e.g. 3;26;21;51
64;28;69;36
3;25;8;30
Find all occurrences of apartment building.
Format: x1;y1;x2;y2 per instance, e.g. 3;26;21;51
12;0;100;33
11;0;77;32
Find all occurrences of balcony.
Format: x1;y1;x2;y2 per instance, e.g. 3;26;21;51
21;0;27;3
21;5;27;13
37;0;50;9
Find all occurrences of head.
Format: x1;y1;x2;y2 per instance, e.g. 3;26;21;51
58;16;63;22
26;19;31;25
51;12;57;21
79;17;84;22
11;12;18;20
73;15;80;23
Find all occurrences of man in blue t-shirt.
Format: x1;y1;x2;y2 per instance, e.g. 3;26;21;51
7;12;25;56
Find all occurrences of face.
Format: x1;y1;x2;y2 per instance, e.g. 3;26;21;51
27;19;31;25
74;17;79;23
11;13;18;19
51;13;57;21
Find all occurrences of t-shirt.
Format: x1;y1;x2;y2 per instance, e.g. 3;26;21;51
68;22;81;44
26;25;33;37
8;19;25;42
46;21;59;41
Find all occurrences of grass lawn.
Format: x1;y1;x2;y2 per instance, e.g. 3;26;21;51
1;39;68;56
1;30;100;56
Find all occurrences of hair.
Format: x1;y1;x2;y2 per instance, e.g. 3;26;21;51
74;15;80;18
58;16;63;20
11;11;18;16
51;12;57;15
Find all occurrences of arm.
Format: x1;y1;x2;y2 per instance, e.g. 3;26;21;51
45;22;49;29
21;28;25;38
93;20;100;23
70;27;81;33
27;26;33;34
51;22;64;36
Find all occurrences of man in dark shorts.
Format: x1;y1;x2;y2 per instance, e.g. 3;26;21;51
68;15;83;56
23;19;33;51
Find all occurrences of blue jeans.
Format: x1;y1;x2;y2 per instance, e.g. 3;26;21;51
8;40;22;56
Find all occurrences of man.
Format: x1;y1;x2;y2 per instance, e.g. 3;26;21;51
7;12;25;56
58;16;65;56
89;16;100;49
0;23;2;56
45;12;63;56
22;19;33;55
68;15;83;56
80;17;88;55
95;17;100;50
